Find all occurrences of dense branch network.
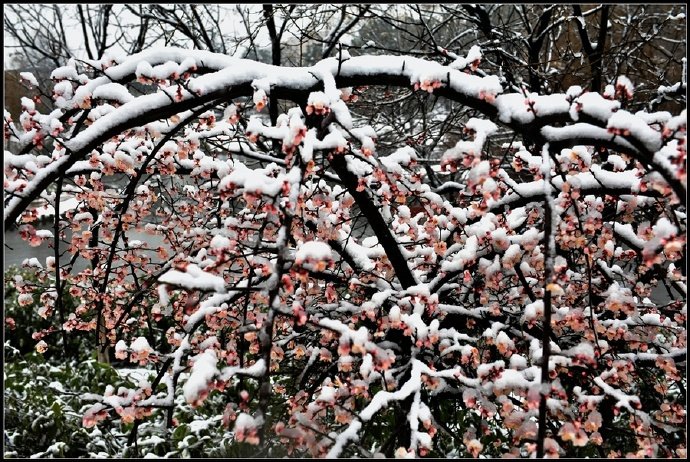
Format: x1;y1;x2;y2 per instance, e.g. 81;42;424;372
4;45;686;458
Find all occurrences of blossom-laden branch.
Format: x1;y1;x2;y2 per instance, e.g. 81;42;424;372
5;49;686;230
5;47;686;458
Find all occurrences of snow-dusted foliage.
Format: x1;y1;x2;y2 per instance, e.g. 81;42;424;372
4;39;686;459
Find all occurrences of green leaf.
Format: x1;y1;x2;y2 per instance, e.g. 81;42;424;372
172;424;190;442
51;401;63;418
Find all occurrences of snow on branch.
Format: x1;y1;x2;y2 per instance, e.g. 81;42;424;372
4;39;686;459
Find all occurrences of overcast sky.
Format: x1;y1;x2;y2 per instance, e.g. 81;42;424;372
3;5;268;69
